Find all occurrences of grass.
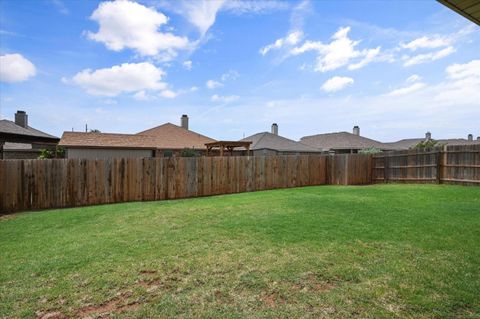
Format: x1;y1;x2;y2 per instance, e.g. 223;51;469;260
1;184;480;318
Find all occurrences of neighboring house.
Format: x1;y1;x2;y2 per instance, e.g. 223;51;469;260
384;132;480;150
300;126;391;154
59;115;216;159
241;124;323;156
0;110;59;159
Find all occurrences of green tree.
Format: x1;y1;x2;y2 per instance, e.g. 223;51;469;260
412;139;440;150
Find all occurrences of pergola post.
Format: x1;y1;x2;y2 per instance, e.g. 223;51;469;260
204;141;252;157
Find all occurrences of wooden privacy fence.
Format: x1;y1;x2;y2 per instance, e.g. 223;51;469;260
373;144;480;185
0;154;372;213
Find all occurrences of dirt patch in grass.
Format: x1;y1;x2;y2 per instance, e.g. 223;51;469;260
36;311;64;319
259;291;286;308
292;273;338;293
0;214;17;221
76;292;140;318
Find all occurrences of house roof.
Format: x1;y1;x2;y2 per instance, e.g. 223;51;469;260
59;132;159;149
136;123;216;149
384;138;480;150
59;123;216;150
241;132;322;153
437;0;480;26
0;119;59;140
300;132;389;151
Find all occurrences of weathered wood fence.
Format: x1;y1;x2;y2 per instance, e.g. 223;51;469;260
0;154;372;213
373;144;480;185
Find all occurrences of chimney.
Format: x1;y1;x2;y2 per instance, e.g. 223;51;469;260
468;134;473;141
14;110;28;128
271;123;278;135
181;114;189;130
353;125;360;136
425;131;431;141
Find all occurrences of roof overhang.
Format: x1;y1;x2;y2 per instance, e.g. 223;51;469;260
437;0;480;26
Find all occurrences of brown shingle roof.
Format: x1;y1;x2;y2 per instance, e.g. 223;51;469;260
59;123;216;150
59;132;159;149
136;123;215;149
0;119;59;140
241;132;322;153
300;132;390;151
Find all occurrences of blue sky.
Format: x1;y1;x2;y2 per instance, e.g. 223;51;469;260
1;0;479;142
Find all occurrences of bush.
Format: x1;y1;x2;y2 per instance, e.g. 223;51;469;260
180;148;199;157
359;147;383;154
412;139;441;150
38;146;66;159
38;149;54;159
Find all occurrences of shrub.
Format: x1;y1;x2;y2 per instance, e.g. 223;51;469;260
359;147;383;154
412;139;441;150
180;148;199;157
38;149;54;159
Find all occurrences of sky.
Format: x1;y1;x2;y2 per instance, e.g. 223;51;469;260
0;0;479;142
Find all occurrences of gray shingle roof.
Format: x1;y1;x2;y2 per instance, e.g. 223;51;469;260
0;119;58;139
300;132;390;151
384;138;480;150
241;132;322;152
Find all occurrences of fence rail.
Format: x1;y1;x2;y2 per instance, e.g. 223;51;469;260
0;154;372;213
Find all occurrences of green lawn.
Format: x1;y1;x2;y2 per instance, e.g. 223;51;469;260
1;185;479;318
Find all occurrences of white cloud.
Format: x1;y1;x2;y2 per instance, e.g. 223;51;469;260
406;74;421;83
168;0;287;36
436;59;480;105
400;36;451;51
220;70;239;81
160;89;177;99
206;79;223;89
50;0;69;15
291;27;379;72
0;53;36;83
183;60;192;70
321;76;354;92
388;82;426;96
86;0;190;59
445;59;480;80
222;0;288;14
348;47;381;70
399;25;475;52
71;62;167;96
178;0;225;36
403;46;455;66
260;31;303;55
133;90;151;101
211;94;239;103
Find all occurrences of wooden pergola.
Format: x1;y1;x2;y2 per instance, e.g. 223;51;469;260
205;141;252;156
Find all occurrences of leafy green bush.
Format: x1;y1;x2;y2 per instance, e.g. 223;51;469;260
38;149;54;159
55;146;65;158
359;147;383;154
38;146;66;159
412;139;441;150
180;148;199;157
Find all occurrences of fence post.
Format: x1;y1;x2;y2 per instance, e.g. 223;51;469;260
437;145;447;184
384;153;389;184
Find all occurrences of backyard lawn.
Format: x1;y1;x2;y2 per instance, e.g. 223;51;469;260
1;184;479;318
